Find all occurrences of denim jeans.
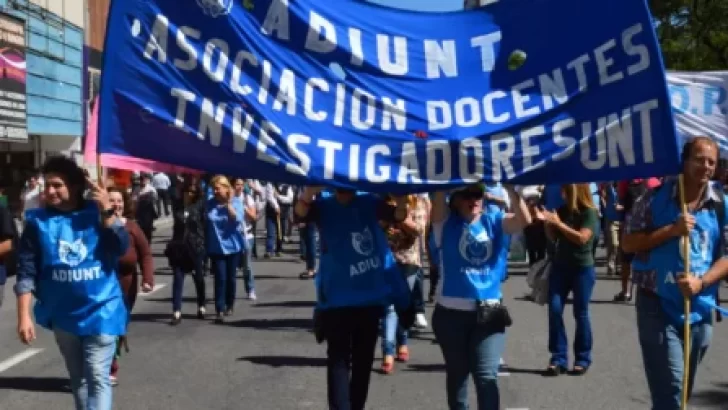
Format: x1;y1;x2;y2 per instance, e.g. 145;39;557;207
210;252;241;313
172;254;206;312
548;264;595;368
411;268;425;314
54;329;117;410
241;238;255;293
381;305;408;356
324;306;381;410
265;213;277;253
432;305;505;410
300;223;318;270
636;291;712;410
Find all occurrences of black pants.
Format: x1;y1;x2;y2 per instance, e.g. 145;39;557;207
524;222;546;266
156;189;170;217
139;221;153;245
428;265;440;298
324;306;381;410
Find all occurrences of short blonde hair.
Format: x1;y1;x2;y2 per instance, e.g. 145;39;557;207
210;175;232;192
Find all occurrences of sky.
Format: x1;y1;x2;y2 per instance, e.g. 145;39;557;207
364;0;465;12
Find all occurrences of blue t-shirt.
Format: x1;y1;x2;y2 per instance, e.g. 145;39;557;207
435;210;506;310
604;184;622;222
206;198;245;255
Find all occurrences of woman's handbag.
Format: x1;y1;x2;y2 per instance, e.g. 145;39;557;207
528;257;552;306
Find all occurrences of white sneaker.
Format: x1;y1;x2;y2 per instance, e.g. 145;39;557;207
414;313;428;329
110;375;118;387
247;291;257;301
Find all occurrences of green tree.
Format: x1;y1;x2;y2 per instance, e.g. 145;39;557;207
650;0;728;70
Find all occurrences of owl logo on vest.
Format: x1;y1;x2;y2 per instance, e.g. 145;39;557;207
59;239;88;268
458;229;492;266
196;0;234;18
352;227;374;256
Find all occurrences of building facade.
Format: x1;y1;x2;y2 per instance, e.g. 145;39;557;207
86;0;107;105
0;0;84;206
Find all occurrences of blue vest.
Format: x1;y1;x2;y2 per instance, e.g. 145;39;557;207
315;193;408;310
645;181;724;325
28;204;128;336
440;212;506;301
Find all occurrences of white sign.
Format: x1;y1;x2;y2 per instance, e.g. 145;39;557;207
667;71;728;157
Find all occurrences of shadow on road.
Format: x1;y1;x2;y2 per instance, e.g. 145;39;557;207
691;383;728;408
504;366;549;377
253;300;316;308
223;318;313;330
131;312;204;324
253;274;304;281
405;363;445;372
238;355;326;368
0;376;69;393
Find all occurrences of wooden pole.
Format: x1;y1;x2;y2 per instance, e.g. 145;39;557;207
678;174;691;410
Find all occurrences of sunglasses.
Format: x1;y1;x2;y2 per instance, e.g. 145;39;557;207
461;191;483;200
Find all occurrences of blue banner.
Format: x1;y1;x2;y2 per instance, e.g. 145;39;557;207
99;0;679;192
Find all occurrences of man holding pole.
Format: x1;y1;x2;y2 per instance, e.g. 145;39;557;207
622;136;728;410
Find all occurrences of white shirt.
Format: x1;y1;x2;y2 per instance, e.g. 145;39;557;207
152;173;171;190
22;185;42;213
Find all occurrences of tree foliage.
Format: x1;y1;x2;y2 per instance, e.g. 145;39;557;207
650;0;728;70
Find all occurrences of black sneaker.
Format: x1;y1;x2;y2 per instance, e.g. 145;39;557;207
613;292;632;302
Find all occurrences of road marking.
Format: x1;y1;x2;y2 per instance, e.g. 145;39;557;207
140;283;167;296
0;348;44;373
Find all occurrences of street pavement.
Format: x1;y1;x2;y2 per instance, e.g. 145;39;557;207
0;221;726;409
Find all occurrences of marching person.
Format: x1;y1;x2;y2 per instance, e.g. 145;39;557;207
430;183;530;410
169;180;208;325
622;137;728;410
602;182;623;276
134;173;158;244
15;155;130;410
379;194;427;374
263;182;281;258
536;184;598;376
294;187;411;410
614;177;663;302
207;175;245;323
234;178;258;300
107;187;155;386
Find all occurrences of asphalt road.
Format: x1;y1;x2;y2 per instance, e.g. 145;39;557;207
0;221;726;409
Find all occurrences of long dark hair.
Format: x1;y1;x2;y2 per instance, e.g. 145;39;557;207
183;179;203;206
107;187;135;219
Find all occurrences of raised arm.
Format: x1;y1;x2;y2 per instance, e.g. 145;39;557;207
502;186;531;234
